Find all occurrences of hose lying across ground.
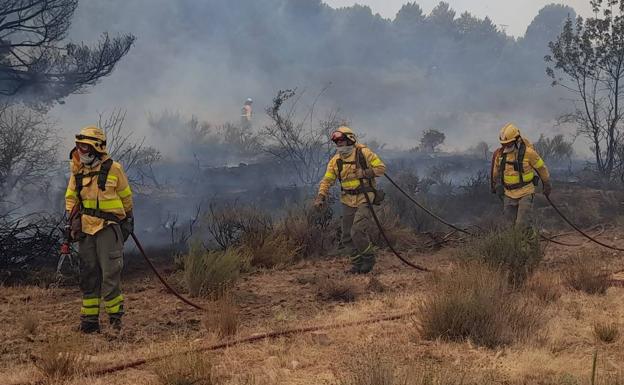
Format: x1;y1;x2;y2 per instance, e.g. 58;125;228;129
130;233;206;311
22;311;418;385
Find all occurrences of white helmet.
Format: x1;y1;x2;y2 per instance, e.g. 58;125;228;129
245;98;253;104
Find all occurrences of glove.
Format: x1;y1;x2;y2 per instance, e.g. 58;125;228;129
70;212;82;242
313;194;326;209
120;215;134;242
543;181;552;197
355;169;375;179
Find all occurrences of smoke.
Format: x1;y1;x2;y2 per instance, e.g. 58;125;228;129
47;0;583;155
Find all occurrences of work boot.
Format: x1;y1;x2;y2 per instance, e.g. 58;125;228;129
79;317;100;334
109;316;122;331
346;254;363;274
328;243;355;258
358;255;376;274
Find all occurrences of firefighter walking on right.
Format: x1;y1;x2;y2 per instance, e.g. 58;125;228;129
314;126;386;274
491;123;552;228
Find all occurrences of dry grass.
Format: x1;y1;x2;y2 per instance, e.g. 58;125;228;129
366;276;386;293
278;203;336;259
32;337;88;383
594;321;619;344
340;346;396;385
461;227;543;285
152;349;215;385
418;262;544;348
183;246;245;298
317;277;358;302
525;271;563;303
21;312;39;337
204;293;239;338
564;255;610;295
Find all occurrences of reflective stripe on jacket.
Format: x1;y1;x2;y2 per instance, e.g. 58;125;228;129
65;153;133;235
492;143;550;199
318;144;386;207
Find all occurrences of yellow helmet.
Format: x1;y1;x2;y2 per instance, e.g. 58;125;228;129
75;126;107;154
331;126;357;144
499;123;521;145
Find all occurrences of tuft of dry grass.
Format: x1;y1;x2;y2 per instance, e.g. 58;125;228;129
204;293;239;338
418;262;544;348
183;245;245;298
525;272;563;303
33;337;88;383
564;256;610;295
317;277;358;302
152;349;215;385
594;321;619;344
366;276;386;293
340;347;396;385
22;312;39;337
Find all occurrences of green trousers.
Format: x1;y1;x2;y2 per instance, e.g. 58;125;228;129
341;204;376;271
78;224;125;322
503;194;534;228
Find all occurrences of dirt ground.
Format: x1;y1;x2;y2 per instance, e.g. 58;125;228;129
2;233;624;385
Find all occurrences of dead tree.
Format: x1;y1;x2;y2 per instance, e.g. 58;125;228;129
0;104;57;202
0;0;135;105
99;109;162;189
263;88;344;186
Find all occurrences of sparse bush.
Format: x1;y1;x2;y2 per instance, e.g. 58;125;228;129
317;277;358;302
534;134;574;162
279;202;336;259
152;349;215;385
239;231;300;269
461;227;543;285
564;256;610;295
594;322;619;344
204;202;272;250
418;262;543;348
204;294;239;338
33;337;87;383
183;245;245;298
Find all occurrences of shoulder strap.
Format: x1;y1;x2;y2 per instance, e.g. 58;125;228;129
517;142;526;175
97;159;114;191
355;147;368;170
336;158;343;182
499;152;507;187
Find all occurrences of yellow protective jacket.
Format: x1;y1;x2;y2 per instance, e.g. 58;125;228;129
318;144;386;207
492;139;550;199
65;152;133;235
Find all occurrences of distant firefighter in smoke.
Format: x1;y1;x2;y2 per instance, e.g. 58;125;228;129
491;123;551;229
241;97;253;130
314;126;386;274
65;126;134;334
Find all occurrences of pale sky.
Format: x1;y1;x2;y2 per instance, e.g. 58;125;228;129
323;0;592;36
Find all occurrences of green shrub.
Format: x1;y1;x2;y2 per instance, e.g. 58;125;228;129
183;245;245;298
461;227;543;285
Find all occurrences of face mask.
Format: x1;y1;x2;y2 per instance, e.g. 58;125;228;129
337;145;354;156
502;143;516;154
79;152;100;166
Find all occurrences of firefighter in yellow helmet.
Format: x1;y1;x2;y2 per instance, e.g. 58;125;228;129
314;126;386;274
65;126;134;333
491;123;551;228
